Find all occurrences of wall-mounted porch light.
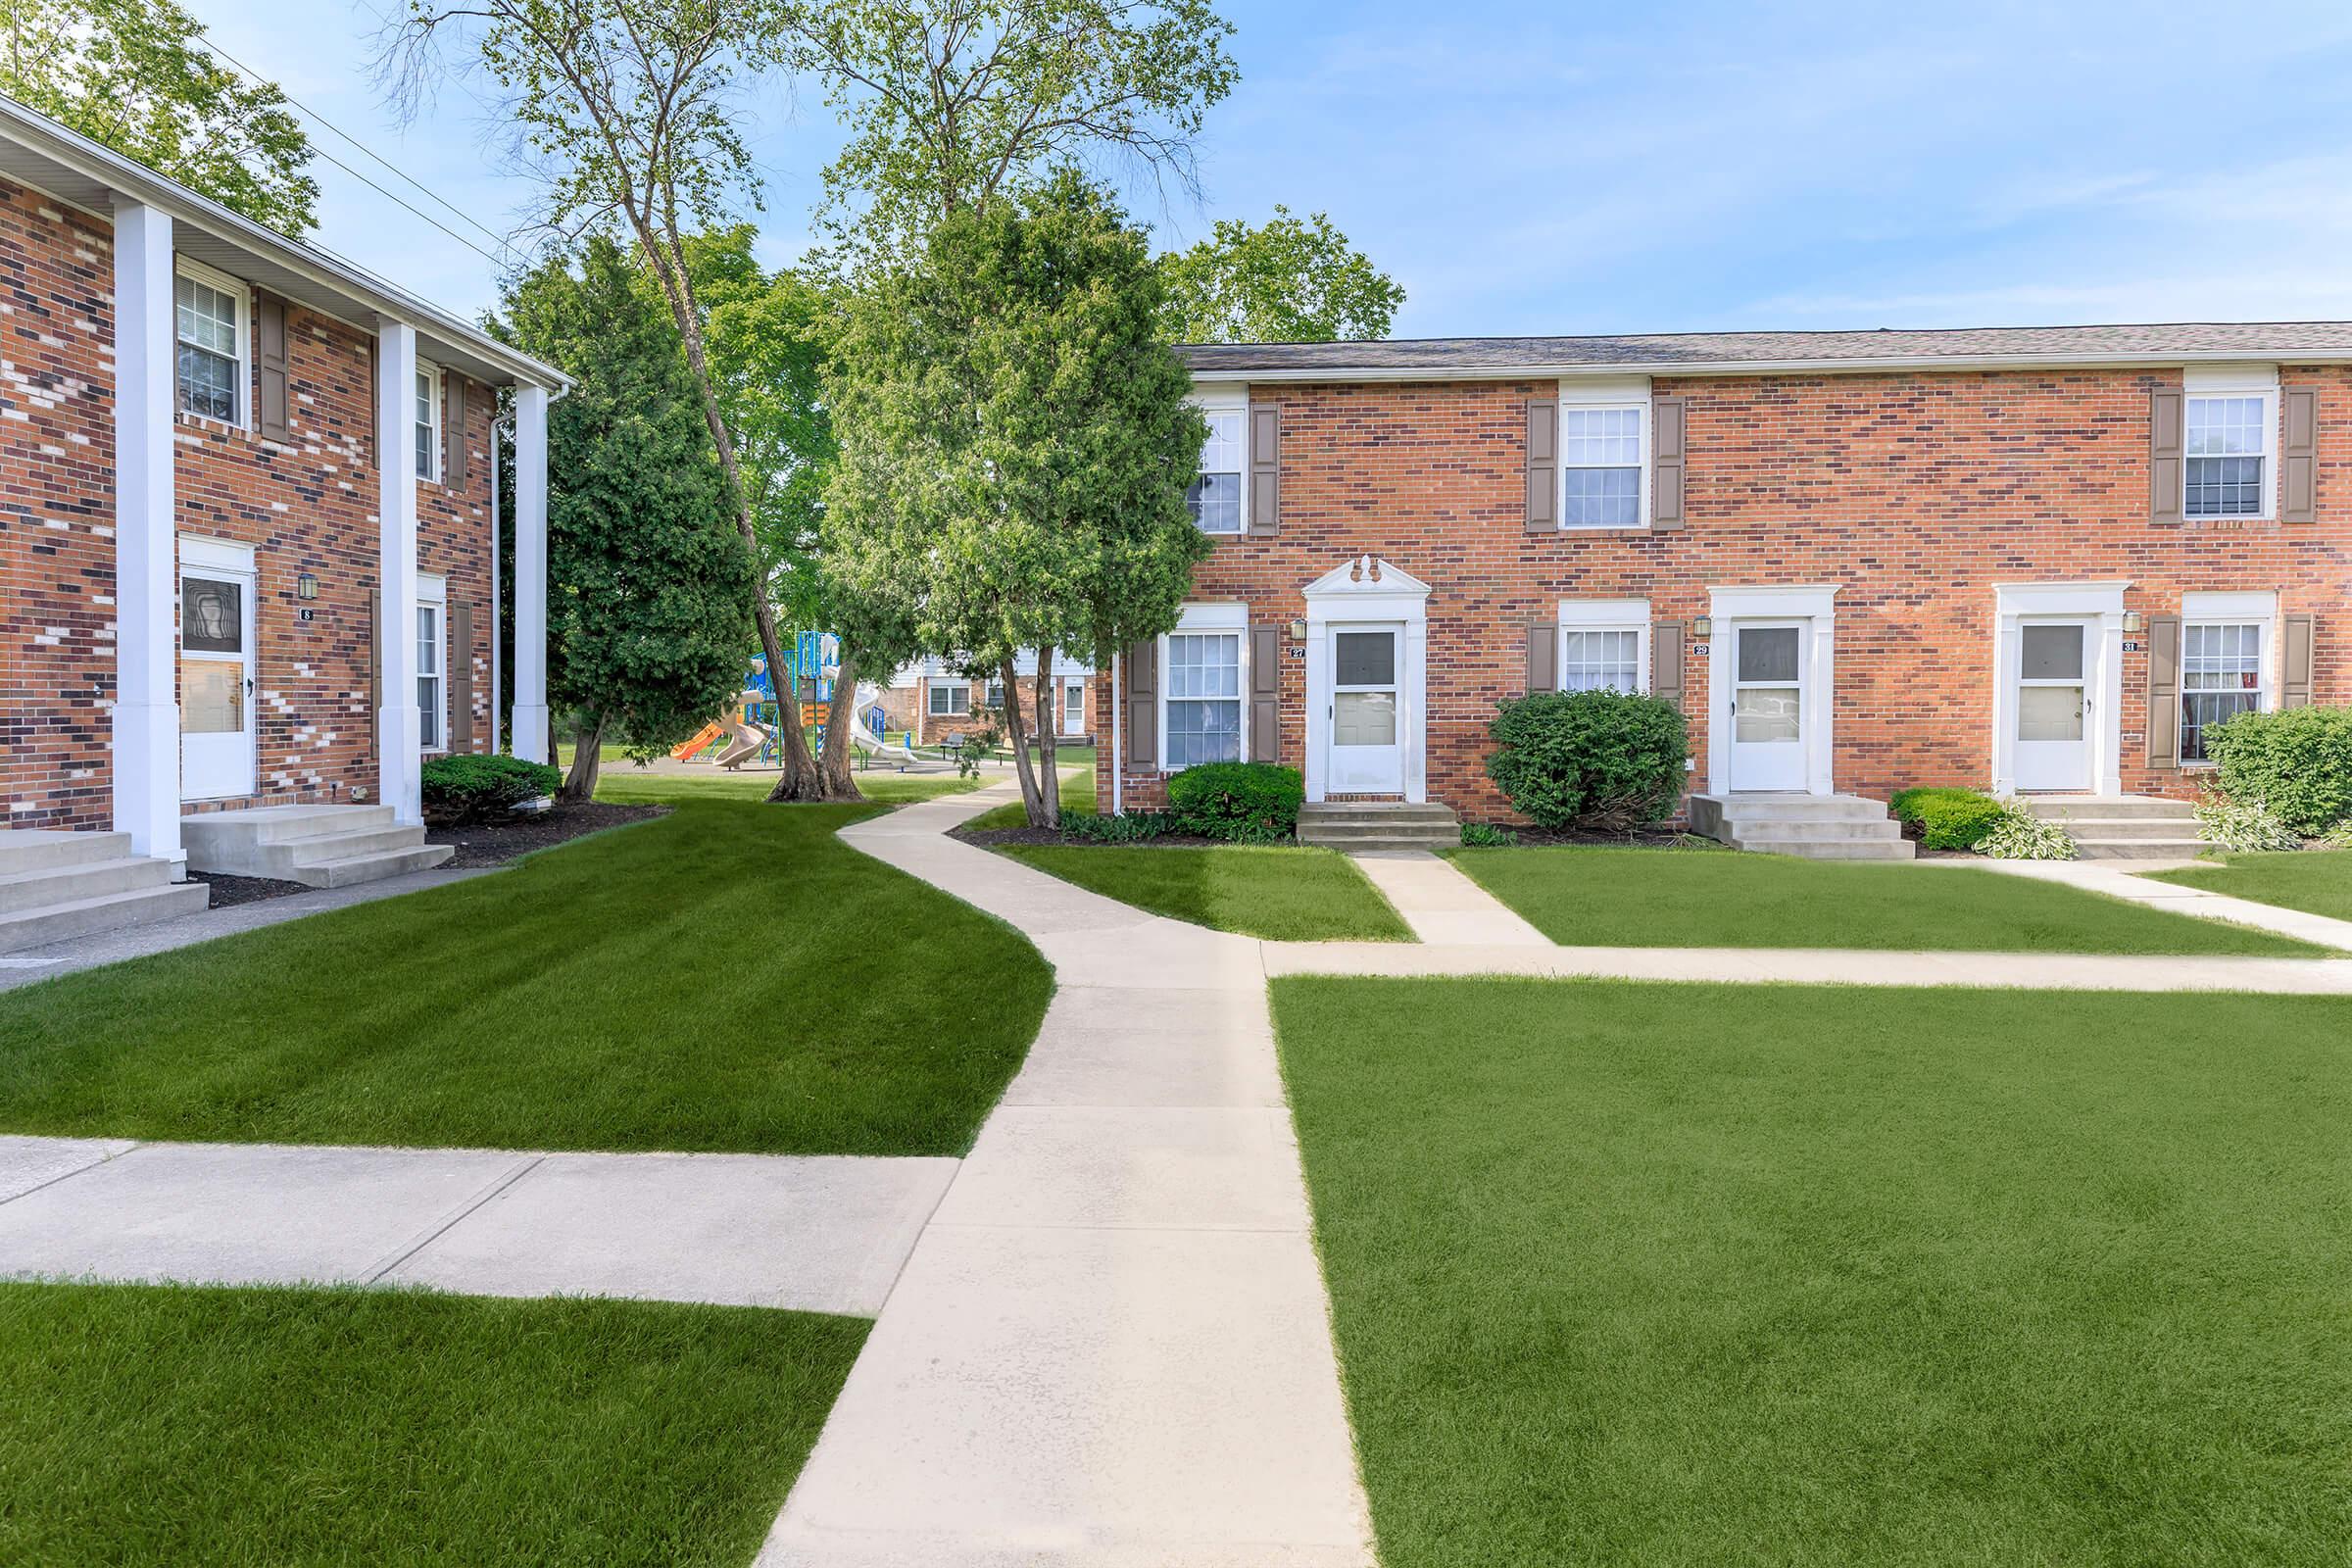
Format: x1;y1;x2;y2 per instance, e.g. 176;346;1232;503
1287;618;1306;642
296;571;318;601
2122;610;2145;635
1691;614;1713;639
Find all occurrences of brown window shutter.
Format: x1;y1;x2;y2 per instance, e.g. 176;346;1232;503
257;292;291;442
2144;614;2180;767
1125;638;1157;769
1525;397;1558;533
2282;387;2318;524
451;601;475;750
446;377;471;489
1526;621;1557;693
1248;402;1280;536
1249;622;1280;760
1651;619;1685;705
1650;396;1687;529
2283;613;2315;708
2149;389;2184;524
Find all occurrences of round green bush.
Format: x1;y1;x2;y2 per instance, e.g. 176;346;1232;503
1484;690;1689;832
1889;786;2008;851
1165;762;1304;842
2205;706;2352;837
420;754;563;825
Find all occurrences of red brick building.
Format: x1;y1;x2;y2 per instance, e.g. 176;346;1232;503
893;655;1097;747
1100;329;2350;826
0;97;564;942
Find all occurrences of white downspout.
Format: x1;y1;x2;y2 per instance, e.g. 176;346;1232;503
1110;650;1123;817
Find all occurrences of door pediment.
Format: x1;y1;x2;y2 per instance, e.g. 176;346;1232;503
1302;555;1433;601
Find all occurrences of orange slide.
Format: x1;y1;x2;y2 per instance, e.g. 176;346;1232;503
669;720;724;760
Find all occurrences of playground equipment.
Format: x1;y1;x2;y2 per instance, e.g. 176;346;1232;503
672;634;857;768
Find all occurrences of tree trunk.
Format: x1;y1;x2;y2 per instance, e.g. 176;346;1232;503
822;651;860;795
1032;653;1060;827
561;711;604;803
1001;651;1045;821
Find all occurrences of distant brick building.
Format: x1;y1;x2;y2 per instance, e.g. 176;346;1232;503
890;654;1097;747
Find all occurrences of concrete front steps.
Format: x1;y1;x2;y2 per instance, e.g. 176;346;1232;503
1688;793;1917;860
1297;800;1460;853
2021;795;2203;860
180;805;454;888
0;830;210;954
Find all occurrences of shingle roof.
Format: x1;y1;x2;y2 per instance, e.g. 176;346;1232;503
1180;322;2352;378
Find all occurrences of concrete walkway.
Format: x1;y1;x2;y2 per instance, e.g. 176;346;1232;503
1942;856;2352;953
0;1135;954;1315
1345;850;1551;946
0;866;503;993
762;781;1373;1568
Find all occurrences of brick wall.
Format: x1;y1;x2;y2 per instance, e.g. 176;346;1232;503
0;176;497;830
915;672;1092;746
1104;370;2351;819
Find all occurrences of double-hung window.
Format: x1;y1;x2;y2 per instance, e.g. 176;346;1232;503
1164;630;1243;765
929;681;969;717
2184;395;2270;517
175;265;246;424
416;361;443;482
2180;621;2264;761
1557;601;1650;695
1560;407;1644;526
416;579;448;752
1187;403;1245;534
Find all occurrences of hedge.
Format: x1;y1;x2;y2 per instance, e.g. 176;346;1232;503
1484;689;1688;832
1166;762;1304;842
420;755;561;825
1889;786;2009;851
2203;705;2352;837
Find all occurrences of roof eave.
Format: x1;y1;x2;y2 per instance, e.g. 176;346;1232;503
1190;347;2352;384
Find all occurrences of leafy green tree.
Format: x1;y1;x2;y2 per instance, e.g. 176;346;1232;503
1157;205;1403;343
824;172;1208;825
494;235;755;801
1;0;318;234
781;0;1239;265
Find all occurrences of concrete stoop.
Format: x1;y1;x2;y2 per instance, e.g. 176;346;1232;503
180;805;455;888
0;830;209;954
2020;795;2203;860
1688;793;1917;860
1297;801;1460;854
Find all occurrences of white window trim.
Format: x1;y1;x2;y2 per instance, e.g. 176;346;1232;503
174;257;252;432
2179;589;2278;768
1557;374;1651;532
2181;365;2279;523
1189;382;1249;537
416;357;445;485
416;572;449;756
1556;598;1652;694
928;679;970;717
1157;601;1250;773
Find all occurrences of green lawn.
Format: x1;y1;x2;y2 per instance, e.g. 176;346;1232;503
1447;846;2326;955
2147;850;2352;923
964;761;1099;830
1273;976;2352;1568
591;761;981;808
0;1282;863;1565
999;843;1411;941
0;802;1050;1154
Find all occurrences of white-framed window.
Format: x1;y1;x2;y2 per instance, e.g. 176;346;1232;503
1561;407;1644;526
1163;626;1245;767
416;575;448;753
2180;620;2266;762
984;678;1006;710
2185;395;2273;518
1557;600;1651;694
1187;392;1246;534
174;261;249;426
928;680;969;717
416;360;444;483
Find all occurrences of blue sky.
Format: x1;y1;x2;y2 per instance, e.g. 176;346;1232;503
204;0;2352;337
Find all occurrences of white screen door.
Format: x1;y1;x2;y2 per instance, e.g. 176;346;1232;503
179;565;256;800
2014;620;2090;790
1328;624;1403;794
1061;678;1086;737
1728;622;1806;791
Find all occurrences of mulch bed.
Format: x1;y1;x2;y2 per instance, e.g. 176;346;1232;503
426;802;668;867
185;870;314;908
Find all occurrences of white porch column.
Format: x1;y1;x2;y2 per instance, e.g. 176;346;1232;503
110;202;183;868
511;381;551;762
376;320;422;823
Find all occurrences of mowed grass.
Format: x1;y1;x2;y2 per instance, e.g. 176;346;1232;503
1448;846;2326;954
998;843;1411;941
0;803;1050;1154
592;762;981;807
1272;976;2352;1567
2148;850;2352;923
0;1282;864;1565
964;761;1099;830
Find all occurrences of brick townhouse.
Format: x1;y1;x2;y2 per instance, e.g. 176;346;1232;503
0;95;564;948
889;654;1097;747
1100;327;2350;850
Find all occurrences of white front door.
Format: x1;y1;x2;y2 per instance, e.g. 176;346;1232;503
1727;621;1807;791
1060;678;1087;737
179;564;256;800
2014;618;2092;791
1327;623;1403;794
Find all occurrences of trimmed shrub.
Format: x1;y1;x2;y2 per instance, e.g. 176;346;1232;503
1889;786;2008;851
2204;706;2352;836
1484;690;1689;832
2194;795;2302;854
420;755;561;825
1974;800;2077;860
1166;762;1304;842
1060;810;1180;844
1459;822;1519;848
2322;821;2352;850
